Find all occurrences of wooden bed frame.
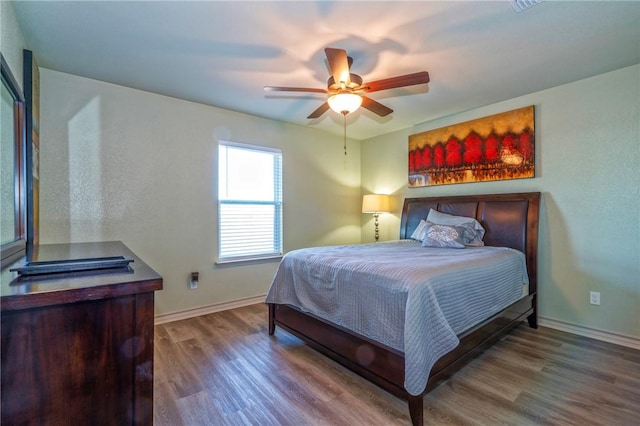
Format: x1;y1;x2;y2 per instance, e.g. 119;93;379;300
268;192;540;425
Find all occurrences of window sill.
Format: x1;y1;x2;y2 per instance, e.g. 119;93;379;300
215;255;282;267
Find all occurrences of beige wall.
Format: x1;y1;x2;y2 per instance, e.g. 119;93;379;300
361;65;640;339
0;0;27;92
38;69;361;315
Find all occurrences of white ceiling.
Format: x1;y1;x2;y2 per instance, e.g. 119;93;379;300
12;1;640;140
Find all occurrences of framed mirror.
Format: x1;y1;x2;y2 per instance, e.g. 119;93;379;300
1;53;27;265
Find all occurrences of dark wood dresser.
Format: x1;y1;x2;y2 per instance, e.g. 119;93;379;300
1;241;163;425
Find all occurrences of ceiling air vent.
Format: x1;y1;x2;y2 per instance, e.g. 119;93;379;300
509;0;544;13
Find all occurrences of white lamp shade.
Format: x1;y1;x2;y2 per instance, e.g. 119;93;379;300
362;194;390;213
328;93;363;114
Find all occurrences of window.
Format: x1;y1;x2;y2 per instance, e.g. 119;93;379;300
218;141;282;262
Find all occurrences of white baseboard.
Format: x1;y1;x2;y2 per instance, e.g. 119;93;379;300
539;317;640;350
154;295;266;325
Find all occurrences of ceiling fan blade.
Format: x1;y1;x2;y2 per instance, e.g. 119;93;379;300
307;102;330;119
364;71;430;93
324;47;351;87
264;86;327;93
361;96;393;117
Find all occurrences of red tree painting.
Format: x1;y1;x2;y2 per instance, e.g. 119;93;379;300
408;106;535;187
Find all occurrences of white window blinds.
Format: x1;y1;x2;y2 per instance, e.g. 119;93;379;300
218;141;282;262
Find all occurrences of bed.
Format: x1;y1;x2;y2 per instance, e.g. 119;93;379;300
266;192;540;425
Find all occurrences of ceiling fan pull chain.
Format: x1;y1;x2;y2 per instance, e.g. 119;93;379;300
343;112;347;155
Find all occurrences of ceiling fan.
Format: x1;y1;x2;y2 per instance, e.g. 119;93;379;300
264;47;430;119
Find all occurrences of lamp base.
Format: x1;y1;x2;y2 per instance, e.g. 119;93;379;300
374;213;380;242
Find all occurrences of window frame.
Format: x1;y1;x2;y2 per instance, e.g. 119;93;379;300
1;54;27;266
217;140;283;264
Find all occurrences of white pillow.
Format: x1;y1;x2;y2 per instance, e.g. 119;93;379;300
426;209;485;246
410;219;428;241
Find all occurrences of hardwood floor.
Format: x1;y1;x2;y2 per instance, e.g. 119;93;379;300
154;304;640;425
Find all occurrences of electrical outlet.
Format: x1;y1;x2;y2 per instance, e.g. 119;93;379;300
189;272;199;290
589;291;600;306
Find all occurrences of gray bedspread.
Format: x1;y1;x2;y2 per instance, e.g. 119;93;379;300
265;240;528;395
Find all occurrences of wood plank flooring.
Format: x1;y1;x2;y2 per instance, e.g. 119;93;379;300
154;303;640;425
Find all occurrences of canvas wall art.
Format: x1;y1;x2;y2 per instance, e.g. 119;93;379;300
408;106;534;187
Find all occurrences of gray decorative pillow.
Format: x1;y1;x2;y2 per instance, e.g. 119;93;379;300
426;209;485;246
421;222;467;249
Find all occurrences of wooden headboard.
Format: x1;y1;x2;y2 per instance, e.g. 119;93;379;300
399;192;541;294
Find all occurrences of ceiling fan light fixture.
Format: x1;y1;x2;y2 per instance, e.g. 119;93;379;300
328;93;362;115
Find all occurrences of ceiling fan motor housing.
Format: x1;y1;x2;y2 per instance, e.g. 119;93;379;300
328;74;363;92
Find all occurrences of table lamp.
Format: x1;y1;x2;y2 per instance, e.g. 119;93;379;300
362;194;390;242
